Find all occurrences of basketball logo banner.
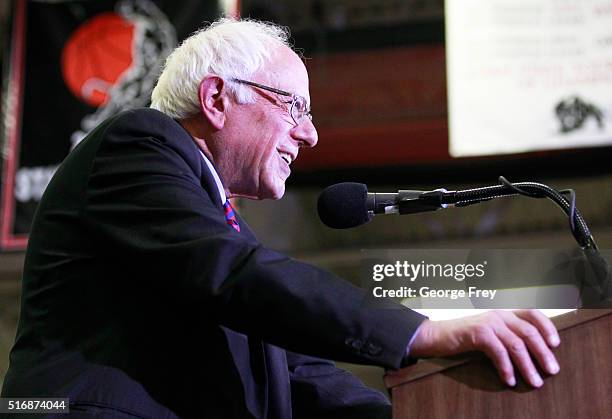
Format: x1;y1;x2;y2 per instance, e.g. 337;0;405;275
0;0;219;249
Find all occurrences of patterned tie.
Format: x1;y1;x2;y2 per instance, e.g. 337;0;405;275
223;199;241;232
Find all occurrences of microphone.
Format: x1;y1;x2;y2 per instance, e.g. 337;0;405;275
317;182;372;229
317;182;451;229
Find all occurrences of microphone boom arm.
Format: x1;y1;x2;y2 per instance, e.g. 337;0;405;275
439;176;596;250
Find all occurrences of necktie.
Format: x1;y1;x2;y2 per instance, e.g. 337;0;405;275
223;199;241;232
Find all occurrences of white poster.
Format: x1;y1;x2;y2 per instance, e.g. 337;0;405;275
446;0;612;157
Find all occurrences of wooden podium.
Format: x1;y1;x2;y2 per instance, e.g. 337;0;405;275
384;310;612;419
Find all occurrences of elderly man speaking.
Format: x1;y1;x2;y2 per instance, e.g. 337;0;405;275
3;18;561;419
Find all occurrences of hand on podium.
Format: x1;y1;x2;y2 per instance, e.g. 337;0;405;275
409;309;561;388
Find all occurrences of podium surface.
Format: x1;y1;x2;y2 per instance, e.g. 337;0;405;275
385;309;612;419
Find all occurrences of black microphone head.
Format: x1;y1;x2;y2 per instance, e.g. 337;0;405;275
317;182;373;229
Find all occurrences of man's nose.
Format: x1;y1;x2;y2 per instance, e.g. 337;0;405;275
291;118;318;148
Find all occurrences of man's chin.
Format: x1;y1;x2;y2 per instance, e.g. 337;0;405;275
266;179;286;200
268;185;285;200
244;183;285;201
231;187;285;201
229;177;286;200
263;174;288;200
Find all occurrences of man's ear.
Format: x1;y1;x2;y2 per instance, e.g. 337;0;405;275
198;76;229;130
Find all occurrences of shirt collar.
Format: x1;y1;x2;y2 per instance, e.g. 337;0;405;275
198;150;227;204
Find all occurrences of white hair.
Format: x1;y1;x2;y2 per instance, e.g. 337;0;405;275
150;18;292;119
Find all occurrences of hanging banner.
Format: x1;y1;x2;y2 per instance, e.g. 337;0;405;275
447;0;612;158
0;0;219;250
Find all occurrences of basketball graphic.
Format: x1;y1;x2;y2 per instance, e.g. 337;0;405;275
60;0;177;149
61;13;136;107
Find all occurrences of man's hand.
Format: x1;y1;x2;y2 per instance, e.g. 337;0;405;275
409;309;561;388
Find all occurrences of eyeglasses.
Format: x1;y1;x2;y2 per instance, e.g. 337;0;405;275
231;78;312;125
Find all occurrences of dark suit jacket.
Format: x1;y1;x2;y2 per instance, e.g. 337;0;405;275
2;108;426;418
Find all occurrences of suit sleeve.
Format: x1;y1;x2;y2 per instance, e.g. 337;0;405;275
81;115;427;369
286;351;391;419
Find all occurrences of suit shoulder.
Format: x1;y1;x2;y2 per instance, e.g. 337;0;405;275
92;108;199;165
104;108;191;143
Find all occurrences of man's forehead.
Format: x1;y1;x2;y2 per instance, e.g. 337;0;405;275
262;48;310;95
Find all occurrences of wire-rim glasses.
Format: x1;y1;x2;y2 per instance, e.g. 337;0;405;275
231;78;312;125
